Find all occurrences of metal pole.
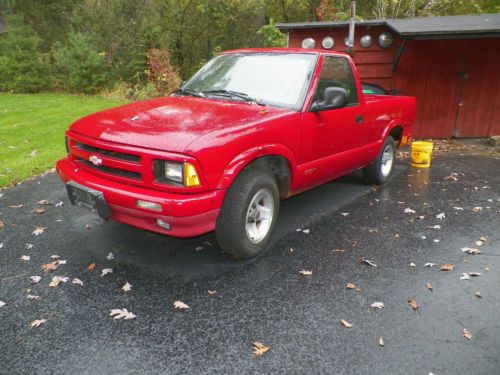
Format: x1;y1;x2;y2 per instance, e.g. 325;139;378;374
348;1;356;54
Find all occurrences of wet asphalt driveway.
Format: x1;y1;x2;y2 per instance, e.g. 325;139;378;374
1;153;499;375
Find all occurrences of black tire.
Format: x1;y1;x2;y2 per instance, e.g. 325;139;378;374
216;169;280;258
363;136;396;185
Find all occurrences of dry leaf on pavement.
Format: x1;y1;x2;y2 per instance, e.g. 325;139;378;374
461;247;482;255
410;262;416;267
37;199;50;205
106;252;114;260
299;269;313;276
49;276;68;287
425;263;436;267
41;261;58;272
460;273;471;280
340;319;353;328
29;276;41;284
475;292;482;298
346;283;356;289
208;290;217;295
87;263;96;271
101;268;113;277
362;259;377;267
436;213;446;220
440;264;455;271
426;282;433;291
21;255;30;261
252;342;270;356
408;299;419;310
32;227;47;236
0;301;6;307
379;337;384;347
463;328;472;340
27;294;40;300
72;278;84;286
110;308;136;320
30;319;47;328
122;282;132;292
371;302;384;309
34;208;45;214
174;301;190;309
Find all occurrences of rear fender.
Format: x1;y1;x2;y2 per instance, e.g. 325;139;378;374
217;144;297;190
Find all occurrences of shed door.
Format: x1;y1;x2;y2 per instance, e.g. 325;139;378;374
453;40;500;138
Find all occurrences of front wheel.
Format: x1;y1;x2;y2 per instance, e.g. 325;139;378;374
216;170;279;258
363;136;396;185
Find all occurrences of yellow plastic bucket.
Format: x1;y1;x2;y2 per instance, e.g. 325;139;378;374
411;141;434;168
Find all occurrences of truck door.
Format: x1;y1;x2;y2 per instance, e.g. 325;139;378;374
300;55;365;183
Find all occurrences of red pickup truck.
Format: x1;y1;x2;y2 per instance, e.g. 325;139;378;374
56;48;415;258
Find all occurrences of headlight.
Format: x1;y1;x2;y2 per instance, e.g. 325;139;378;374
163;161;183;185
158;161;201;187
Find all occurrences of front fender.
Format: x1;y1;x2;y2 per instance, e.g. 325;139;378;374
216;144;297;190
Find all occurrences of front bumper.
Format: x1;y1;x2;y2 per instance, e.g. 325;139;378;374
56;158;225;238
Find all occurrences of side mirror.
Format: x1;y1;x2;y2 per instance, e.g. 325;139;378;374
310;87;348;112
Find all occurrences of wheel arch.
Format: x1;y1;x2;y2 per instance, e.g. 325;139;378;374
217;144;297;199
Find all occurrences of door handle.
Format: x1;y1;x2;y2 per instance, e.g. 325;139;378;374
356;114;363;123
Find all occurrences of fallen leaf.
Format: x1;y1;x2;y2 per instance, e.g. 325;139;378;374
468;272;481;277
0;221;3;228
252;342;270;356
379;337;384;347
332;249;347;252
433;239;440;243
110;308;136;320
371;302;384;309
0;242;3;248
436;213;446;220
174;300;190;309
29;276;41;284
475;292;482;298
425;263;436;267
55;201;63;207
346;283;356;289
453;206;464;211
410;262;416;267
302;229;310;234
404;208;416;214
0;301;6;307
106;252;114;260
34;208;45;214
408;299;419;310
87;263;96;271
26;243;34;250
362;259;377;267
72;278;84;286
472;207;483;212
30;150;38;157
440;264;455;271
460;273;470;280
21;255;30;261
341;212;349;217
30;319;47;328
37;199;50;205
299;269;313;276
49;275;68;287
101;268;113;277
9;204;23;208
463;328;472;340
340;319;353;328
27;294;40;300
41;261;58;272
50;255;60;259
461;247;482;255
195;246;204;252
122;282;132;292
32;227;47;236
432;225;441;230
207;290;217;295
57;260;67;265
426;282;433;291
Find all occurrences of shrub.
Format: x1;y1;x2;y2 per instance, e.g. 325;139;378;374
0;15;51;93
53;31;108;94
258;18;287;48
146;48;182;96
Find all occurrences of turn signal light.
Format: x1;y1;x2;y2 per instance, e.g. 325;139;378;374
184;163;200;187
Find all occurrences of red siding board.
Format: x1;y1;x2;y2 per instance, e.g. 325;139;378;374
286;26;500;138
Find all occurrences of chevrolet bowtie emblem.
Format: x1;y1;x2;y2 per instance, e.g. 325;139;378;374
89;155;103;166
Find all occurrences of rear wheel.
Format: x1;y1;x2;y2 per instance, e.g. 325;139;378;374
363;136;396;185
216;170;279;258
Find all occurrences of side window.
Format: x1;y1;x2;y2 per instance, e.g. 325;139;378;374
315;56;358;106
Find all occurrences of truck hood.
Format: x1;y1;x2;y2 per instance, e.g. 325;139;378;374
69;96;291;153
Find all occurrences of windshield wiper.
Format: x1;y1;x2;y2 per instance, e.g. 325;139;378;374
172;88;205;98
201;89;265;106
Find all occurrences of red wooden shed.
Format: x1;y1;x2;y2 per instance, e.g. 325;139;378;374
278;13;500;139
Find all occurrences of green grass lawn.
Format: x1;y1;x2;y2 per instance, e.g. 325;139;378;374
0;93;126;188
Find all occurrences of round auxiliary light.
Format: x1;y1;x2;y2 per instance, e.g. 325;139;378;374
360;35;372;48
301;38;316;49
321;36;334;49
378;32;394;48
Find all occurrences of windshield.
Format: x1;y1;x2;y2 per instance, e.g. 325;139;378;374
182;52;317;110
